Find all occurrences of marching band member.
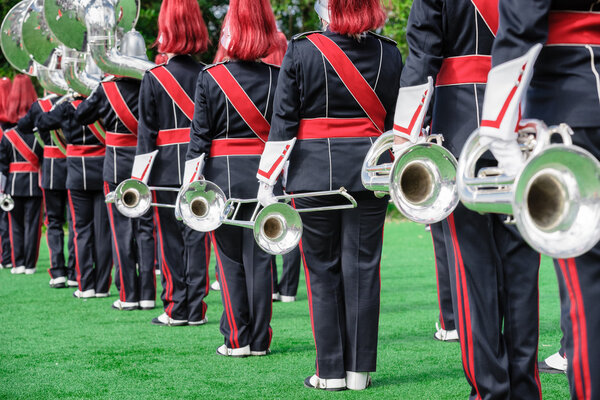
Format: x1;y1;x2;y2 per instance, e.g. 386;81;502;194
135;0;210;326
0;75;43;275
37;93;112;299
396;0;543;398
0;77;12;270
256;0;402;389
187;0;280;356
75;31;156;311
481;0;600;397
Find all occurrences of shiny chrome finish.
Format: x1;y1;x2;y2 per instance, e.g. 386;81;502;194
36;49;70;95
457;120;600;258
176;180;227;232
120;29;147;60
0;194;15;212
22;0;59;65
106;179;180;219
62;47;101;96
1;1;35;74
361;131;459;224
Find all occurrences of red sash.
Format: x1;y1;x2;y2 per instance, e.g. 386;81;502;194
102;81;139;135
150;66;195;120
436;55;492;86
44;146;67;159
10;162;38;173
4;129;40;170
105;132;138;147
38;99;53;113
471;0;499;35
297;118;381;139
72;100;107;145
207;65;271;142
307;33;386;133
210;138;265;157
547;12;600;46
66;145;106;157
156;128;190;146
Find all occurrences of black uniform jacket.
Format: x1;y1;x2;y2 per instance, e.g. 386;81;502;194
0;123;43;197
268;30;403;192
37;98;105;191
137;55;204;187
493;0;600;131
402;0;496;158
75;78;141;184
17;96;67;190
188;61;280;199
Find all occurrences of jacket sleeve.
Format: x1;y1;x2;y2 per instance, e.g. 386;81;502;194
136;73;159;155
0;136;10;177
75;85;109;125
492;0;551;65
17;102;41;134
36;103;67;132
187;71;213;160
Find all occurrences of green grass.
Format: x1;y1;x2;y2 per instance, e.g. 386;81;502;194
0;221;569;399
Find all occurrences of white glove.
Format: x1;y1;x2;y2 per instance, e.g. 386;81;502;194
483;137;524;177
257;182;277;207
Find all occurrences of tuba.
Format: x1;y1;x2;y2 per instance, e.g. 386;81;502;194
175;181;357;255
457;120;600;258
362;131;458;224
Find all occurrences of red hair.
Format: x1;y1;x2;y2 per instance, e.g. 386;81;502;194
329;0;387;35
223;0;278;61
0;78;13;123
6;75;37;124
154;53;169;65
262;32;288;66
156;0;208;55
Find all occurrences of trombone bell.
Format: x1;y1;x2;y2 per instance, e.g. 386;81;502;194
254;203;303;255
176;180;227;232
0;194;14;212
113;179;152;218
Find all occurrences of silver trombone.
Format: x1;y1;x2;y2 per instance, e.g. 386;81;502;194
0;194;14;212
105;179;180;218
457;119;600;258
175;180;357;255
362;131;458;224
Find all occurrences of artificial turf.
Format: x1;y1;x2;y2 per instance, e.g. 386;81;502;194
0;221;570;399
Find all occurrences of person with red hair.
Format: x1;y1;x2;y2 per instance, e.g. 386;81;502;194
0;77;13;270
0;75;44;275
256;0;402;390
133;0;210;326
186;0;280;356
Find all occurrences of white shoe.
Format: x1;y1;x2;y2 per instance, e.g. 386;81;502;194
73;289;96;298
216;344;250;357
25;268;36;275
545;352;568;372
49;276;67;288
139;300;155;310
11;266;26;274
304;375;346;391
0;263;4;269
272;292;281;301
434;322;459;342
188;318;208;326
67;280;79;288
4;263;12;269
210;280;220;291
95;292;110;298
281;295;296;303
151;312;187;326
112;300;139;310
346;371;372;390
250;349;271;356
155;268;161;276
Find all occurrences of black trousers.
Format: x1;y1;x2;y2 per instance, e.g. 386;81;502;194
43;189;69;279
66;208;76;282
443;203;541;400
153;191;209;322
271;247;302;297
430;221;456;331
211;203;273;352
552;261;571;359
105;182;156;303
294;192;387;379
0;210;10;265
67;189;112;293
7;196;43;269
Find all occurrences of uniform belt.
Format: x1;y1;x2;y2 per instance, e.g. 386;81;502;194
156;128;190;146
297;118;382;140
66;145;106;157
436;55;491;87
105;131;138;148
210;138;265;157
9;162;38;173
547;11;600;46
44;146;67;159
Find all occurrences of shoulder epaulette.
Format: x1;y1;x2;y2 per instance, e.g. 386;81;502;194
368;31;397;45
292;30;323;41
203;60;228;71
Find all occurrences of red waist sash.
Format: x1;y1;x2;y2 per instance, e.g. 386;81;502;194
547;11;600;46
10;162;38;173
209;138;265;157
436;55;492;87
106;132;138;148
66;145;106;157
297;118;381;140
44;146;67;159
156;128;190;146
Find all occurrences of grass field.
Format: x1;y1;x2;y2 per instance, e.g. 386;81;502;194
0;221;570;399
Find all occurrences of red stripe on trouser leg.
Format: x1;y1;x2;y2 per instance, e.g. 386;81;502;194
67;191;82;290
105;182;126;302
8;212;15;268
152;193;174;317
205;235;211;294
211;232;240;348
430;228;445;330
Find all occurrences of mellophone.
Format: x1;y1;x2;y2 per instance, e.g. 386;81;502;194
106;179;357;255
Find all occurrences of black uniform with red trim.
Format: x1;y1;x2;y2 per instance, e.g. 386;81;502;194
37;98;112;295
188;60;280;351
492;1;600;398
429;222;455;334
0;123;14;267
0;126;43;271
75;78;156;306
18;96;76;283
260;30;402;379
136;55;210;323
401;1;542;398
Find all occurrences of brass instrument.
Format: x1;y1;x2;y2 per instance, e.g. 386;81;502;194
0;194;15;212
105;179;180;219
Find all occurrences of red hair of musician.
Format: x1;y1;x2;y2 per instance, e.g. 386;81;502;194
262;31;288;66
154;53;169;65
156;0;208;55
329;0;387;35
0;77;12;123
6;75;37;124
223;0;278;61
